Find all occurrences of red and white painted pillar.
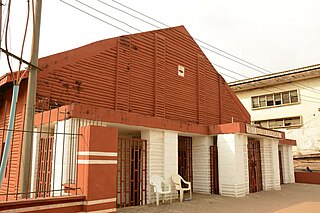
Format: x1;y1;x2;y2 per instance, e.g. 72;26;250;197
77;125;118;212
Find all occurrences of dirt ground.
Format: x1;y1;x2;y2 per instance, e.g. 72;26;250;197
118;183;320;213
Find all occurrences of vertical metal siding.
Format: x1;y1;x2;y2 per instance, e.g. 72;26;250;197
35;26;250;127
0;83;27;199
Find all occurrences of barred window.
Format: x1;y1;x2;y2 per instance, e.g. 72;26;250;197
251;90;299;109
253;116;302;129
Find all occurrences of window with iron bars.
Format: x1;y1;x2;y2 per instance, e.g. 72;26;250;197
253;116;302;129
251;90;299;109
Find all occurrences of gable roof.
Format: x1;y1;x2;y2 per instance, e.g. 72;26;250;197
1;26;251;126
229;64;320;92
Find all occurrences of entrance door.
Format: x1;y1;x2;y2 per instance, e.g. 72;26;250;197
130;146;141;206
210;141;219;194
117;138;147;208
247;139;263;193
37;137;54;197
178;136;193;186
278;150;284;184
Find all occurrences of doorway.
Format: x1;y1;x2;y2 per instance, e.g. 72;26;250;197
247;138;263;193
210;139;219;194
178;136;193;187
36;137;54;197
117;138;147;208
278;150;284;184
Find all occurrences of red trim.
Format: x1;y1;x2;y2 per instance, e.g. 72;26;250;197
208;122;246;135
279;138;296;146
0;195;85;209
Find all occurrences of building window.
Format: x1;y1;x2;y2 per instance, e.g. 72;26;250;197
253;116;302;129
251;90;299;109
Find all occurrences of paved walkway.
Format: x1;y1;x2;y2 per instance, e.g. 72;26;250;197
118;183;320;213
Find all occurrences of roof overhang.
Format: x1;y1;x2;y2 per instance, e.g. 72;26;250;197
229;64;320;92
0;71;29;88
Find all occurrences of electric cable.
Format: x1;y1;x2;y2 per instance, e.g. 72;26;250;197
108;0;320;95
60;0;320;103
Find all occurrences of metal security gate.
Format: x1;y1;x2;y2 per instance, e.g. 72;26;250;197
279;150;284;184
210;143;219;194
36;137;54;197
247;139;263;193
117;138;147;208
178;136;193;187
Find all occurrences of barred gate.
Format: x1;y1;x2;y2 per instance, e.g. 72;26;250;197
248;139;263;193
36;137;54;197
117;138;147;208
178;136;193;187
210;144;219;194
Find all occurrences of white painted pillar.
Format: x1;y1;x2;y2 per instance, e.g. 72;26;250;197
164;132;178;198
141;130;164;204
280;145;295;184
260;139;280;191
287;146;295;183
192;136;213;194
243;138;249;195
30;127;39;198
272;141;281;190
218;134;247;197
52;119;72;196
142;130;179;204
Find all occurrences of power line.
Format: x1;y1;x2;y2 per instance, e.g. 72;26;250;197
75;0;141;33
108;0;320;96
98;0;271;76
59;1;320;103
60;0;130;34
96;0;159;29
111;0;271;75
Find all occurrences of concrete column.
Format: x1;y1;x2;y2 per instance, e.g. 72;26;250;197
280;145;295;183
260;139;280;191
30;127;39;198
52;119;72;196
163;131;178;191
243;138;249;195
192;136;212;194
141;130;178;203
272;141;281;190
218;134;247;197
287;146;295;183
141;130;164;204
77;125;118;212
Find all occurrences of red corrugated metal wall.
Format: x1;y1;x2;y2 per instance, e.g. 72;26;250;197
36;26;250;126
0;82;27;199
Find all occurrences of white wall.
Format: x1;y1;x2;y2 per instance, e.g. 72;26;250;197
141;130;178;204
234;77;320;157
192;136;213;194
260;139;280;191
30;128;40;198
217;134;248;197
51;118;82;196
279;145;295;183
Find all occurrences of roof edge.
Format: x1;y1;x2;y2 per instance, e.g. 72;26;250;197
229;64;320;86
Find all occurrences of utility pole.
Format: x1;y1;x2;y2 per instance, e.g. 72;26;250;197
0;0;2;47
20;0;42;197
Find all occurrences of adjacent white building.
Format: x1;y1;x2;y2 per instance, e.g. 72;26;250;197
229;64;320;171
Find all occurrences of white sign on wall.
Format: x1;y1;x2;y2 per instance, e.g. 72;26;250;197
246;124;282;139
178;65;185;77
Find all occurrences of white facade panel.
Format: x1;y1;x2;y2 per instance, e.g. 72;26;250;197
234;77;320;158
192;136;213;194
218;134;247;197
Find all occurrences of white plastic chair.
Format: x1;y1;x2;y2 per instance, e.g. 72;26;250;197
171;174;192;202
150;175;172;206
